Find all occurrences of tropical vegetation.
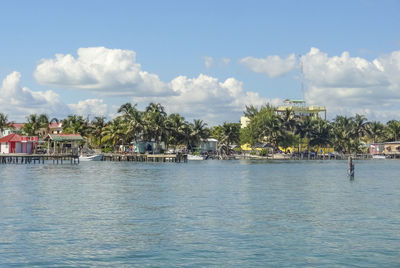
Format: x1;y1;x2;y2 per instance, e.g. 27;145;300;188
1;102;400;155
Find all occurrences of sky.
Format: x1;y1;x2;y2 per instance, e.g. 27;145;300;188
1;0;400;125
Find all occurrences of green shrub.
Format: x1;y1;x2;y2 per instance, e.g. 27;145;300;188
260;148;268;156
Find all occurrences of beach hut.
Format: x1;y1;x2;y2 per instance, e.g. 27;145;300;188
199;138;218;152
44;134;83;155
0;133;38;154
131;141;155;154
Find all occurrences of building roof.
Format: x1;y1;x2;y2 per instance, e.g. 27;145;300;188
9;123;25;130
45;133;83;142
0;133;38;143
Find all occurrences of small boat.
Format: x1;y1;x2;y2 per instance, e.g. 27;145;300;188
79;154;104;161
187;154;204;161
372;154;390;159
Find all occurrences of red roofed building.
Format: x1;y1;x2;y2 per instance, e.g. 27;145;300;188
0;133;38;154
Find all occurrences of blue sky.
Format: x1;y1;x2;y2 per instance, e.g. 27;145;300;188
1;0;400;124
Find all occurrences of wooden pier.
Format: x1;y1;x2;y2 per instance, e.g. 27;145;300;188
0;154;80;165
0;153;187;164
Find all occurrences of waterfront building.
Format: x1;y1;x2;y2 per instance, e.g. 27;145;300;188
240;99;327;129
44;134;83;155
383;141;400;158
275;99;326;120
1;123;24;137
369;143;385;155
0;133;38;154
38;122;63;137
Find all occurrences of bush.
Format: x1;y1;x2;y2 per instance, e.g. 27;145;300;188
260;148;268;156
102;147;113;153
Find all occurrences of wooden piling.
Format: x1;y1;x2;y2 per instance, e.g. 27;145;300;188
348;156;355;178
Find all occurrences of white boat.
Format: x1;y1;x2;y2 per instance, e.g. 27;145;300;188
372;154;390;159
187;154;204;161
79;154;104;161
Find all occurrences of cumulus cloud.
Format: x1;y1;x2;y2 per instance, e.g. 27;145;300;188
0;72;71;121
204;56;214;69
301;48;400;121
0;72;114;122
240;53;297;77
136;74;281;125
34;47;173;97
68;99;109;118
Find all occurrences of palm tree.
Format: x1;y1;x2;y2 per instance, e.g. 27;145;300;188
90;116;107;149
143;103;167;147
385;120;400;141
165;113;186;149
353;114;369;143
0;113;13;135
23;114;42;136
118;102;143;143
62;115;88;136
295;116;314;159
309;118;331;153
181;121;194;150
367;121;385;143
191;119;209;148
101;117;126;150
331;116;355;154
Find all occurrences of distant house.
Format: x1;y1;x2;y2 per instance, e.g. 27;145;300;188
199;138;218;152
0;133;38;154
39;122;63;137
369;143;385;155
49;122;63;134
1;123;24;137
384;141;400;158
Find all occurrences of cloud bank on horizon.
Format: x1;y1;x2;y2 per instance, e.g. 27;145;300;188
2;46;400;124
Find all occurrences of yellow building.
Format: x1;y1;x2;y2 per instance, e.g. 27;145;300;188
275;99;326;120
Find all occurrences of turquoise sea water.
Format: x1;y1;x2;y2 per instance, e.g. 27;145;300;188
0;160;399;267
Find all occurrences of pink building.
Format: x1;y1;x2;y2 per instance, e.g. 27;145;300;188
369;143;385;155
0;133;38;154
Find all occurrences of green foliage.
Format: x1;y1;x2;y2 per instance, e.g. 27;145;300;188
0;113;13;134
259;148;268;156
211;122;240;147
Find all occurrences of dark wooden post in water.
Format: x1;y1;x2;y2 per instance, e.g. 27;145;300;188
348;156;355;178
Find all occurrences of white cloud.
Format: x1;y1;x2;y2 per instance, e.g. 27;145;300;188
240;53;297;78
204;56;214;69
136;74;281;125
302;48;400;121
0;72;71;121
34;47;173;97
68;99;109;118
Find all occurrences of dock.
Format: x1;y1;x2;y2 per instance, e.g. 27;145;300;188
0;153;80;164
0;153;188;164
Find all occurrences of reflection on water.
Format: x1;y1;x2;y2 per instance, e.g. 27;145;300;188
1;160;400;267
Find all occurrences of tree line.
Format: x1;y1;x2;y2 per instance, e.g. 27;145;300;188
1;103;400;154
0;103;240;152
240;104;400;155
